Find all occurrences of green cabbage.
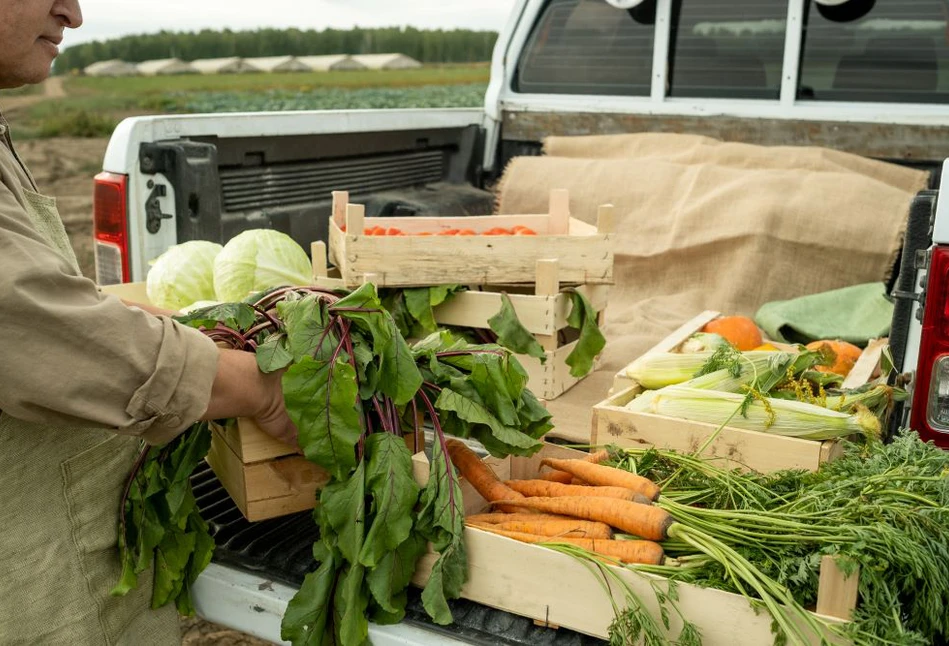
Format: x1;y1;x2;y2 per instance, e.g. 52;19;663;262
213;229;311;302
145;240;222;311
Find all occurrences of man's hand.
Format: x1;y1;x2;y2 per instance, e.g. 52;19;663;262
252;369;298;446
201;349;299;446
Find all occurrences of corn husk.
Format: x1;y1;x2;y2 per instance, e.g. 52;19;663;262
625;350;792;391
641;386;881;440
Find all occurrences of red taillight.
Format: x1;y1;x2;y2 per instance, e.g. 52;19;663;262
910;245;949;448
93;171;129;284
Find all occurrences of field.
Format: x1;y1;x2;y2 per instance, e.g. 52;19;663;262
0;64;489;644
2;65;489;138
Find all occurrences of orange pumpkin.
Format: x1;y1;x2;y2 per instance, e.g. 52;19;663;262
805;340;862;377
701;316;763;351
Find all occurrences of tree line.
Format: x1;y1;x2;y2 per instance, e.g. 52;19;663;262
55;27;499;73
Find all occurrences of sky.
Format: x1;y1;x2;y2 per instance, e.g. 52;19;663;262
64;0;519;48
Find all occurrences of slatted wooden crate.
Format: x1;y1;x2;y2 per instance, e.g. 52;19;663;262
206;419;330;522
597;311;889;473
326;189;615;288
410;442;855;643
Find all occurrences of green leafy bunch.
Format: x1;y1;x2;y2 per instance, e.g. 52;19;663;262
117;283;553;645
384;286;607;379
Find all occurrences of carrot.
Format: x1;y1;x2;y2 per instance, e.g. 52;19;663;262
536;470;574;484
586;450;611;464
438;229;460;236
540;458;661;501
485;519;613;540
504;479;642;502
542;449;611;485
446;439;524;506
494;496;675;541
386;227;403;236
466;512;573;525
477;527;665;565
415;231;434;236
514;228;537;236
457;229;477;236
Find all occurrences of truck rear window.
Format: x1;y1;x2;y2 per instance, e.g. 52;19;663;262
515;0;656;96
669;1;787;99
799;0;949;104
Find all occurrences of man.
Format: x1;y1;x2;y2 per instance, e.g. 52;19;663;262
0;2;297;643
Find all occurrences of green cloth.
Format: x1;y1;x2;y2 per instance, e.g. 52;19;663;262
754;282;892;346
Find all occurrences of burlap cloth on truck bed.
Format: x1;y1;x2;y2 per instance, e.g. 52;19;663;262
495;133;929;439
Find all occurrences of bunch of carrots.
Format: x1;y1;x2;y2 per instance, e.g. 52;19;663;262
345;225;539;236
446;439;670;567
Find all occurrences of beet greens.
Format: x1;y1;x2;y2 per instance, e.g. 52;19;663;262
115;283;552;644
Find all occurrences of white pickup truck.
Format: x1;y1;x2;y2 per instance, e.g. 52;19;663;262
95;0;949;642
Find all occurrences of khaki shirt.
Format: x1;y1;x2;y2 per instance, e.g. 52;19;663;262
0;113;219;444
0;110;219;644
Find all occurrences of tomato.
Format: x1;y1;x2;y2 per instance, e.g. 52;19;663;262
484;227;512;235
514;227;537;236
438;229;461;236
457;229;477;236
386;227;403;236
415;231;434;236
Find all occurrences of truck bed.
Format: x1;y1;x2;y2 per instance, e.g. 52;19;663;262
192;464;606;646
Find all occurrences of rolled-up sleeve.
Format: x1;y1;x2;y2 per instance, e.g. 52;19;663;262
0;182;219;445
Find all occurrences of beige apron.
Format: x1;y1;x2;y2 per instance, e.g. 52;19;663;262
0;191;180;645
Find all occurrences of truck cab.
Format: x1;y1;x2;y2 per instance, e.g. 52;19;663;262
96;0;949;641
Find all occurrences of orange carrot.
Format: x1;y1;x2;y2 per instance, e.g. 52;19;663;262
477;527;665;565
386;227;403;236
504;479;641;502
466;512;573;525
438;229;460;236
457;229;477;236
536;470;574;484
541;449;610;485
540;458;661;501
446;439;524;506
465;511;576;525
586;450;611;464
493;496;675;541
486;519;612;540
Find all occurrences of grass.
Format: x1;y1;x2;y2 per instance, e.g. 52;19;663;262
0;84;42;97
11;65;490;139
65;64;489;95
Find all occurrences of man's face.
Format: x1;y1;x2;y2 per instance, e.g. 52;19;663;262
0;0;82;89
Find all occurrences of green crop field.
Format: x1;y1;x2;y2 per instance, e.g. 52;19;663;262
8;65;489;139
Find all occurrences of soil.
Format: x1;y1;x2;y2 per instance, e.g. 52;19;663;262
5;83;276;646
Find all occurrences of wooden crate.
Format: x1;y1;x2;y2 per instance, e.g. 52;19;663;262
206;421;330;523
410;443;854;643
326;189;615;288
598;320;890;473
612;310;722;394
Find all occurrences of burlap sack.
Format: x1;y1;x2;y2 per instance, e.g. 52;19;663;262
495;135;929;437
542;133;927;195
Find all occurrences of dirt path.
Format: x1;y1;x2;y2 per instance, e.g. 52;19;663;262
44;75;66;98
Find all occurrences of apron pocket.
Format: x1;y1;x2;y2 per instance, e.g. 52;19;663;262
61;433;152;643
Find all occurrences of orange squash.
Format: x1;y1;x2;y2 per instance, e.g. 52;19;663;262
701;316;763;351
805;340;862;377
